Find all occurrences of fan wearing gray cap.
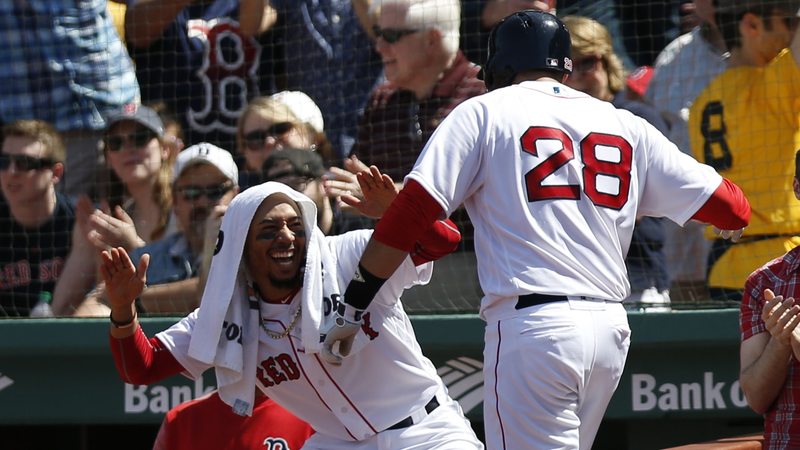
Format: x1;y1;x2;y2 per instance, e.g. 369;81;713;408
99;103;174;247
262;148;374;236
72;143;240;316
51;103;177;316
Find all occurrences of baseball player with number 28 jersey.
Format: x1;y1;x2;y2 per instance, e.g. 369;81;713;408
327;11;752;450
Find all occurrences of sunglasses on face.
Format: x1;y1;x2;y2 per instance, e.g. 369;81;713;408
244;123;295;151
0;154;56;171
105;130;156;152
572;54;603;75
372;25;421;44
175;183;234;201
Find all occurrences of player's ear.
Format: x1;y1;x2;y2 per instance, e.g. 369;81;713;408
561;73;569;84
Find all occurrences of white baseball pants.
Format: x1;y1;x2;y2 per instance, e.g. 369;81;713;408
483;298;631;450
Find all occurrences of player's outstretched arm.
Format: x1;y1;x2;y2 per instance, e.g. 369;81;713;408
740;289;800;413
100;247;149;339
691;178;751;241
321;181;446;365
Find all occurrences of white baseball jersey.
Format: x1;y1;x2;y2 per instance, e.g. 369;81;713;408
156;230;474;444
407;80;722;322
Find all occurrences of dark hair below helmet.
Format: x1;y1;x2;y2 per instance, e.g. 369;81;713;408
481;10;572;92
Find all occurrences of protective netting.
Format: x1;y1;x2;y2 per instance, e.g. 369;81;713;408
1;0;796;317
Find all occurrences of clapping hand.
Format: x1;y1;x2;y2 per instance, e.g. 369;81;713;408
77;195;145;251
762;289;800;347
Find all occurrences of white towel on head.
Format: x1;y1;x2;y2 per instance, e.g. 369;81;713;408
188;182;339;416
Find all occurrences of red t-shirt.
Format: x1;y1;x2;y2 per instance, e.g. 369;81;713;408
152;390;314;450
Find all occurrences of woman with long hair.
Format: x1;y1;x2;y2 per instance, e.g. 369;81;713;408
52;104;177;316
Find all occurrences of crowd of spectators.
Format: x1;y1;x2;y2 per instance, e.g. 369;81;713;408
0;0;798;319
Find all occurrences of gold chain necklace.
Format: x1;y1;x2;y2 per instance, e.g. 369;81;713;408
260;306;302;340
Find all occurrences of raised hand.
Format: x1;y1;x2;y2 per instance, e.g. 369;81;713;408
324;156;370;215
200;203;226;240
340;165;398;219
100;247;150;310
75;195;96;234
762;289;800;346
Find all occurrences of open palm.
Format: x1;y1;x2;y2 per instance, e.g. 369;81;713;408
99;247;149;309
341;166;398;219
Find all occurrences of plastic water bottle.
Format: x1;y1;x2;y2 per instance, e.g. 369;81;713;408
30;291;54;317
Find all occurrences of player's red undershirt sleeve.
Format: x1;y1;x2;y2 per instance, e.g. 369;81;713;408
410;219;461;266
373;180;445;253
109;326;185;385
690;178;751;230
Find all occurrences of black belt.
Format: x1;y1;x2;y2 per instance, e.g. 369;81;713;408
386;397;439;430
515;293;571;310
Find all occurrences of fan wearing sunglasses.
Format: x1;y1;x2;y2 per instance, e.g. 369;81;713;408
52;104;176;316
0;120;75;317
562;15;672;313
70;143;240;317
97;104;175;249
351;0;485;183
236;93;334;190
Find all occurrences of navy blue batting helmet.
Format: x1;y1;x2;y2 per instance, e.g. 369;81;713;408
481;10;573;92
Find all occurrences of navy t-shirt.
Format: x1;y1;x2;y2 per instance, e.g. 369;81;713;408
0;193;77;316
130;0;266;155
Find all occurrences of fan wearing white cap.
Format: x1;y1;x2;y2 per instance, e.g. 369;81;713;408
236;93;335;190
72;143;240;315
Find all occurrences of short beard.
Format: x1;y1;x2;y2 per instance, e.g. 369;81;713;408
268;266;304;291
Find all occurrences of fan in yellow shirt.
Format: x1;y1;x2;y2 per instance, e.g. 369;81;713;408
689;0;800;302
